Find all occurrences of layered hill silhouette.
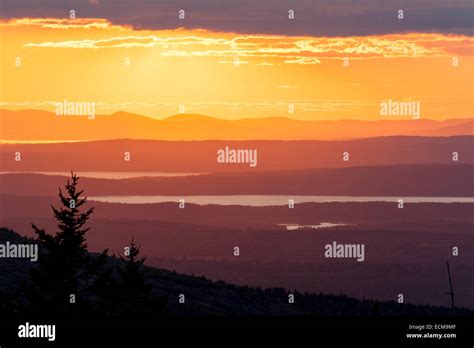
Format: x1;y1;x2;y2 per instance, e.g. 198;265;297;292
1;228;470;315
3;195;473;229
1;109;473;141
1;136;473;172
1;164;473;196
3;201;474;308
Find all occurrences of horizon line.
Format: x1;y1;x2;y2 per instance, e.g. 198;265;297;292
1;108;473;123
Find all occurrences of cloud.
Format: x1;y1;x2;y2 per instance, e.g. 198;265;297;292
0;18;125;30
258;61;280;66
1;0;473;36
284;57;321;65
217;59;249;65
18;21;473;65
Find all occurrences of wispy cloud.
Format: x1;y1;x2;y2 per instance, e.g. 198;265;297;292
18;20;473;66
0;18;126;30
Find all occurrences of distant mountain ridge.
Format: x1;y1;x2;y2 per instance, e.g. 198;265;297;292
1;164;473;196
1;136;473;173
1;109;473;141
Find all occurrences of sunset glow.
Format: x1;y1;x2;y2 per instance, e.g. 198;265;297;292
2;18;473;121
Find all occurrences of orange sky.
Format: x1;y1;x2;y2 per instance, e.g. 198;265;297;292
1;18;473;120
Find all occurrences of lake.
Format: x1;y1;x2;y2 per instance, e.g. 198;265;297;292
278;222;350;230
0;171;202;179
87;195;474;206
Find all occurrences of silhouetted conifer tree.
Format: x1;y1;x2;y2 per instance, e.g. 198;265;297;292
119;239;149;291
115;238;154;315
26;172;109;318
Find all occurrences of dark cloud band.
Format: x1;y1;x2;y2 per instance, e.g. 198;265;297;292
1;0;473;36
